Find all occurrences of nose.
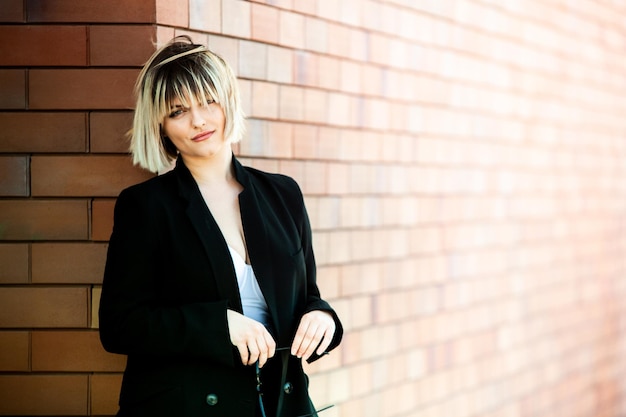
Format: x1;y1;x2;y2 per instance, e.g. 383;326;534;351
190;107;206;128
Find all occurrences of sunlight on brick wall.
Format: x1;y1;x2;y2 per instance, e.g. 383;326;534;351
1;0;626;416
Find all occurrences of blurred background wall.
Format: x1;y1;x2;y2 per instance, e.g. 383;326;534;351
1;0;626;416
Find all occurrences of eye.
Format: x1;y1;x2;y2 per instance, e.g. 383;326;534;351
206;98;216;106
168;108;185;118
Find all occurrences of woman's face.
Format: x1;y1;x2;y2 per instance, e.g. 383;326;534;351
161;95;228;162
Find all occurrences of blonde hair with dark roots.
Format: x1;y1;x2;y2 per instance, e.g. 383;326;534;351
130;36;245;173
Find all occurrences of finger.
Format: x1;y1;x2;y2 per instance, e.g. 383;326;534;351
315;326;334;356
258;327;277;368
236;343;249;366
258;348;268;368
301;325;326;361
265;331;276;360
247;341;260;366
257;336;273;368
296;323;320;359
291;320;312;357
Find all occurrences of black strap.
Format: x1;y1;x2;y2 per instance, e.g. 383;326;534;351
256;361;268;417
256;354;333;417
274;350;290;417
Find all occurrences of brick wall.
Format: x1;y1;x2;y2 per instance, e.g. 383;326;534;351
0;0;156;414
1;0;626;416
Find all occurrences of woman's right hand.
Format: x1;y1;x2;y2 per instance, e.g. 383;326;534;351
226;309;276;367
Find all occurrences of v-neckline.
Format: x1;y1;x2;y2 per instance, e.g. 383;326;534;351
228;245;251;267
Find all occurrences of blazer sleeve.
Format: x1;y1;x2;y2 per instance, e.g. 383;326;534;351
287;179;343;362
99;187;235;367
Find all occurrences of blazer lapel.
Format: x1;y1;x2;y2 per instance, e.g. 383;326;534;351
233;159;285;341
174;158;243;313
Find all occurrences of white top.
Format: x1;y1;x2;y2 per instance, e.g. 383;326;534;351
227;245;270;327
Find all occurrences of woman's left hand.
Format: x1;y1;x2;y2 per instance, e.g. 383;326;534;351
291;310;336;361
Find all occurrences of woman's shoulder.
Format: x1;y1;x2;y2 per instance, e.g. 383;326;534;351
242;166;307;222
116;169;177;201
243;165;302;196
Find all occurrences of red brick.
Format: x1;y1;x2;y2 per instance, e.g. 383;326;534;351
304;88;327;124
90;25;156;66
0;5;621;417
0;244;29;283
267;45;293;83
266;121;293;158
189;0;221;32
208;36;239;76
327;92;350;127
90;111;132;153
239;79;251;114
340;60;361;94
0;112;87;152
0;70;26;109
172;29;209;45
338;399;366;417
268;0;292;7
251;81;279;119
29;69;138;110
317;0;340;21
156;0;189;27
27;0;155;23
32;243;108;284
239;40;268;79
91;286;102;328
279;85;304;121
222;0;251;38
279;10;305;49
316;265;341;300
0;200;89;240
0;375;88;415
0;287;88;327
0;331;29;371
317;55;340;90
91;374;123;415
0;0;24;22
327;22;351;58
251;3;279;44
0;25;87;66
304;16;328;53
0;156;28;196
156;25;176;46
243;157;279;173
362;26;384;62
302;161;327;195
238;119;266;157
292;124;319;159
327;162;349;194
293;0;316;15
31;155;153;197
92;199;116;241
32;330;126;372
277;160;304;187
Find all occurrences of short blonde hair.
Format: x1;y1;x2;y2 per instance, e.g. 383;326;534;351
130;36;245;173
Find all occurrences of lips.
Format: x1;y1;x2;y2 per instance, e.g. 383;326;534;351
192;130;214;142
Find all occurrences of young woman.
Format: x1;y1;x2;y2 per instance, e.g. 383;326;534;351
99;36;342;417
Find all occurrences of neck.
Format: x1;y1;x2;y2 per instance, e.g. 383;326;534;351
181;148;235;186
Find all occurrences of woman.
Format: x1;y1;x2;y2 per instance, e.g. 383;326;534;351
99;36;342;417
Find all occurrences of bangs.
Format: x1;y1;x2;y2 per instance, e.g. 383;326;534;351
153;57;221;119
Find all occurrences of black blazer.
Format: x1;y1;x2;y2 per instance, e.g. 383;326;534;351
99;156;342;417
